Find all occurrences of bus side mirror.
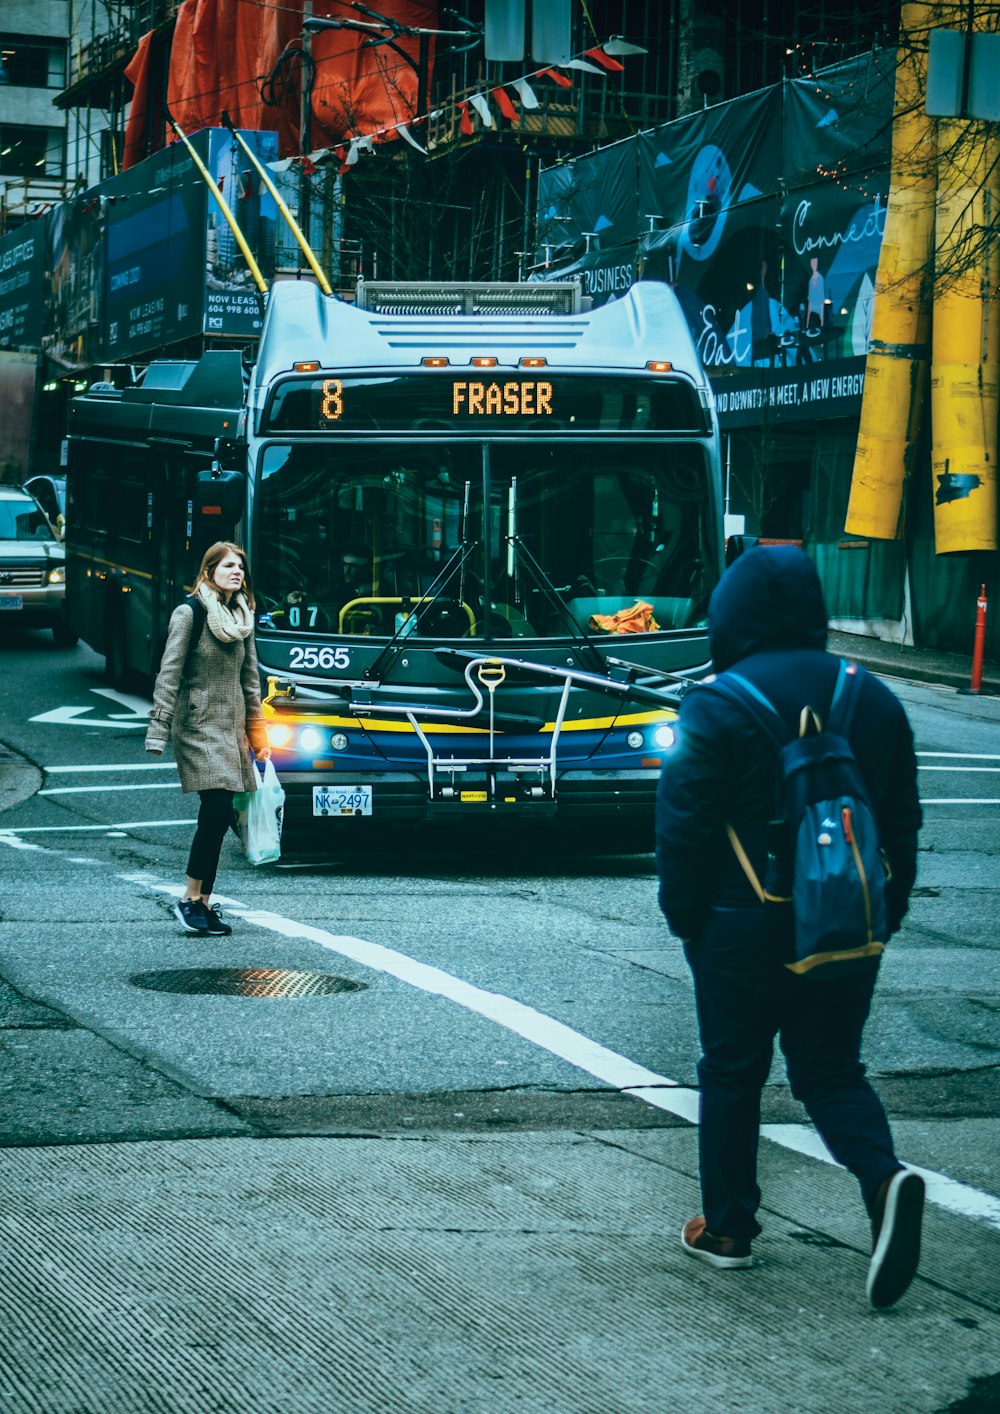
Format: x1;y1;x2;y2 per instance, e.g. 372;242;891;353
195;468;245;526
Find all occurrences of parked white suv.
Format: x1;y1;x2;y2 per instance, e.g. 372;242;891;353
0;486;77;646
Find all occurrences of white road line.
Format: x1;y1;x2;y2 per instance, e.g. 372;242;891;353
39;782;181;796
920;799;1000;805
44;763;176;774
917;752;1000;761
918;766;1000;773
3;829;998;1232
113;869;1000;1232
761;1125;1000;1229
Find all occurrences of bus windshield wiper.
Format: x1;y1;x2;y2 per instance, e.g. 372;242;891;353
363;539;479;683
507;535;607;675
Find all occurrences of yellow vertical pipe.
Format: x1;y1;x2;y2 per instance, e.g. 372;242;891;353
931;54;1000;553
168;116;269;297
846;2;936;539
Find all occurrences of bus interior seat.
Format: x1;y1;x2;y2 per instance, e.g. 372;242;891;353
490;604;535;637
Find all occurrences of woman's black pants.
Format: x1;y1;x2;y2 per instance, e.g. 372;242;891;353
186;789;236;896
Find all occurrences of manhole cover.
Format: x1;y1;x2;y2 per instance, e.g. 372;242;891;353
130;968;368;998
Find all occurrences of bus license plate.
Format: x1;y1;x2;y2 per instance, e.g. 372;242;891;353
313;785;372;817
0;595;23;611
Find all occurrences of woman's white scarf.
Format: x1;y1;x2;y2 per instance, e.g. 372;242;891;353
198;582;254;643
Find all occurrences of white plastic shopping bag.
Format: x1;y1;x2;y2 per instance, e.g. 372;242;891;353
242;757;285;865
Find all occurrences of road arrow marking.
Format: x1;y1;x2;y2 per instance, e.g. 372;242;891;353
30;688;152;730
91;687;154;718
28;706;147;730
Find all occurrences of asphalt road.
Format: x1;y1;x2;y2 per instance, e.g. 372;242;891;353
1;624;999;1412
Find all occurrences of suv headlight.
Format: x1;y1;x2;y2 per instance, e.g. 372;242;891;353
47;566;66;584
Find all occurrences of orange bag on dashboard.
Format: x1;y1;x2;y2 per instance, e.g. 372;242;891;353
589;601;660;635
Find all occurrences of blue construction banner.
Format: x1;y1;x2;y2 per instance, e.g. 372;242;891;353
636;86;782;266
45;196;105;370
201;129;278;340
0;222;48;353
784;57;893;187
101;140;206;359
102;128;279;360
39;128;279;367
535;54;895;425
535;136;639;261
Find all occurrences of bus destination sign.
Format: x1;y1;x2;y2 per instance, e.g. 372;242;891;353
320;377;553;422
265;374;707;435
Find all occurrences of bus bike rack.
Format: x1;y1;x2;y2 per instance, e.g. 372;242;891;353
416;660;573;807
347;652;685;811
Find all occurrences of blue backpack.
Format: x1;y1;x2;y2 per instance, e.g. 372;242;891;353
709;661;888;980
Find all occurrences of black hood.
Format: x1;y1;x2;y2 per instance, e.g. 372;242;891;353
708;545;828;672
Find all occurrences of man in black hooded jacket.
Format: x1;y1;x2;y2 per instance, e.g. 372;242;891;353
656;546;924;1308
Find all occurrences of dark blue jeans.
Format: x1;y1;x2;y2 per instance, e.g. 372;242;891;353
683;906;902;1240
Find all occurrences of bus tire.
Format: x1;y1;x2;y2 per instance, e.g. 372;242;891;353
52;619;79;648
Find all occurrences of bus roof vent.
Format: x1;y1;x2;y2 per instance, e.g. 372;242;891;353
355;280;585;316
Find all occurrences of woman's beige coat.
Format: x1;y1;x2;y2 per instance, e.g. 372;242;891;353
145;603;268;794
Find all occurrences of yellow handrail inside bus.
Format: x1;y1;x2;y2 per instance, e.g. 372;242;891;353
338;596;477;634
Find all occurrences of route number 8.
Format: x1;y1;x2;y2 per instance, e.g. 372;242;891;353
321;378;344;422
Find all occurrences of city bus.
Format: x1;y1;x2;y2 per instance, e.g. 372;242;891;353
65;278;723;837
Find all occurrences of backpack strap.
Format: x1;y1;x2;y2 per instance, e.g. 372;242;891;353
724;823;767;902
181;595;207;677
825;660;863;738
705;672;789;749
706;673;793;906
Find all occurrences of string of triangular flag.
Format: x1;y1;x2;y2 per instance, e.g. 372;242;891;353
267;37;646;176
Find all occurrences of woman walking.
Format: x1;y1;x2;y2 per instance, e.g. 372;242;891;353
145;542;270;935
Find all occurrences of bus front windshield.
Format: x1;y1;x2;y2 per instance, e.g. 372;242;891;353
255;441;716;641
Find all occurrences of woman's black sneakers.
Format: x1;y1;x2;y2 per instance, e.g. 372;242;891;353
173;898;209;933
201;903;232;936
172;898;232;936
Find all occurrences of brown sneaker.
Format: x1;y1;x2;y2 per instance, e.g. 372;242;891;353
681;1216;753;1269
866;1170;925;1309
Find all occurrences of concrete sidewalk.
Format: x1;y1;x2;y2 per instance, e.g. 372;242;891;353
0;1126;997;1412
829;629;1000;694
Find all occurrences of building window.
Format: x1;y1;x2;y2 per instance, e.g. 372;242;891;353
0;35;66;90
0;125;65;179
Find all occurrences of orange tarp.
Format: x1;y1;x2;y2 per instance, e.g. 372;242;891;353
309;0;435;143
122;30;166;169
124;0;437;166
166;0;303;151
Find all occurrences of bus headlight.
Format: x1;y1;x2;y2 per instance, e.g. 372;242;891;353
626;731;644;749
267;724;293;748
652;723;677;749
331;732;349;751
47;566;66;584
299;726;325;753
